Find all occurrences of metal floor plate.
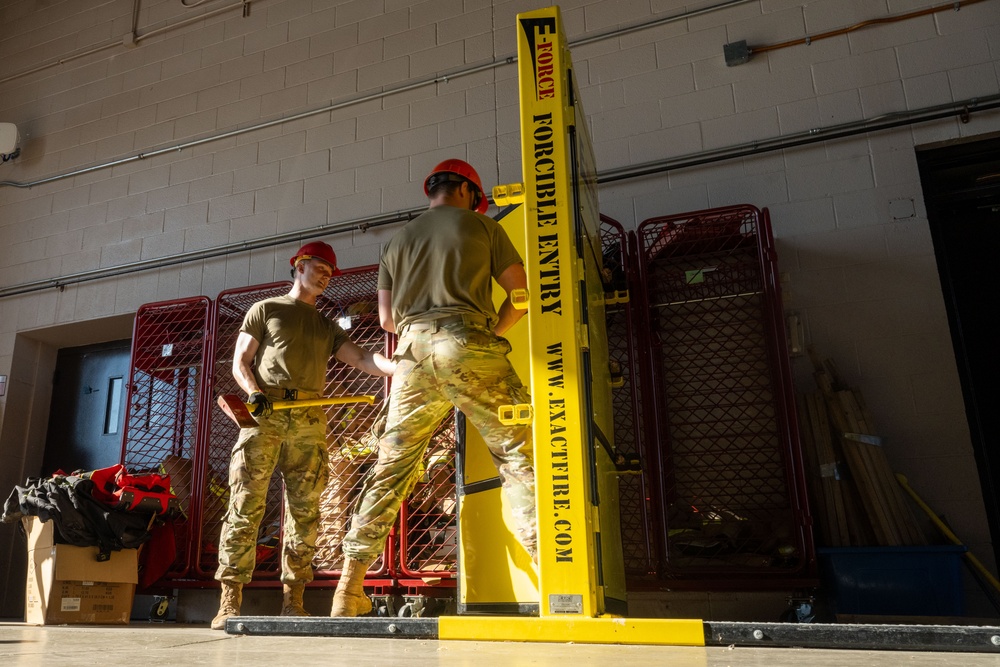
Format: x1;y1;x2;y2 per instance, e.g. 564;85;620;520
226;615;438;639
706;621;1000;653
227;616;1000;653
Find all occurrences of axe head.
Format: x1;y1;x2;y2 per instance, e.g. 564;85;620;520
217;394;258;429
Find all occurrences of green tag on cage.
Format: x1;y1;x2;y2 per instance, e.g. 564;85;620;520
685;269;706;284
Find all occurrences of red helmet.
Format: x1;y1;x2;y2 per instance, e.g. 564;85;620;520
424;158;489;214
290;241;341;274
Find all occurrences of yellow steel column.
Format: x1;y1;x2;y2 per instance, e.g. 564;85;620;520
451;8;704;642
515;5;621;618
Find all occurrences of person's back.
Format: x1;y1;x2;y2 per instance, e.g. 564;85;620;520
380;205;520;331
332;159;537;618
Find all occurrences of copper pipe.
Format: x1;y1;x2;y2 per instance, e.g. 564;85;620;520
751;0;989;55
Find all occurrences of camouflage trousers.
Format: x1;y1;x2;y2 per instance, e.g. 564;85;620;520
342;321;537;564
215;406;329;585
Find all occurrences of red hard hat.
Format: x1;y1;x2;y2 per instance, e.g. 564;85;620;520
290;241;341;274
424;159;489;214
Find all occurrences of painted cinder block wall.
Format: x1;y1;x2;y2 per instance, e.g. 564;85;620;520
0;0;998;617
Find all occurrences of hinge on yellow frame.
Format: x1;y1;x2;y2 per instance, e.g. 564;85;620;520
604;289;629;305
492;183;525;206
609;361;624;388
498;403;533;425
614;453;643;475
579;323;589;351
511;288;529;310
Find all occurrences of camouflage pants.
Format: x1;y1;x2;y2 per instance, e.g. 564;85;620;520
342;321;537;564
215;406;329;585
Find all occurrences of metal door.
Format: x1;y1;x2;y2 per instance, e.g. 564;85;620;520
42;340;132;475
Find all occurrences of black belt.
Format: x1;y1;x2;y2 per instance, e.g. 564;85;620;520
265;389;315;400
402;313;488;333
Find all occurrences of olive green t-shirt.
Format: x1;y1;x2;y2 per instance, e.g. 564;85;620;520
240;294;350;396
378;205;523;330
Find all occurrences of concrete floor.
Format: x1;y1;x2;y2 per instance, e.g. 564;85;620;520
3;622;1000;666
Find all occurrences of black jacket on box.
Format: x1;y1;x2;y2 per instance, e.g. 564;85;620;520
2;474;152;560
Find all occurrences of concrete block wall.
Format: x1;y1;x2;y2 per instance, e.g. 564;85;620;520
1;0;999;617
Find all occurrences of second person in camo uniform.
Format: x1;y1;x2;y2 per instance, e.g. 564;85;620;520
331;159;537;617
211;241;396;630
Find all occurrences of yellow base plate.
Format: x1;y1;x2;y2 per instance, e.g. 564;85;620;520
439;616;706;646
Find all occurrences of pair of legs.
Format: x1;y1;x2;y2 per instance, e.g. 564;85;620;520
214;406;328;599
342;324;537;567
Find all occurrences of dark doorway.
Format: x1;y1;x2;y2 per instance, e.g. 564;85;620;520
42;339;132;474
917;135;1000;571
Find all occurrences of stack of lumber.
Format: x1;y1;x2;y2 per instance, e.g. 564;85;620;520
798;350;927;547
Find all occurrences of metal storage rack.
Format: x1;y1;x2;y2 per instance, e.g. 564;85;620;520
600;215;658;579
120;268;458;612
197;280;293;580
119;296;213;579
635;205;814;587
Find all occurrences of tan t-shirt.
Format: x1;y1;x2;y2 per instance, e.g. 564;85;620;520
378;205;523;330
241;294;350;395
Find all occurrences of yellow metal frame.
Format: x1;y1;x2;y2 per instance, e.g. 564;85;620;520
451;5;703;644
440;616;706;646
516;4;623;618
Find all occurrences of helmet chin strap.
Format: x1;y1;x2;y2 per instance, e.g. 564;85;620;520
466;183;482;211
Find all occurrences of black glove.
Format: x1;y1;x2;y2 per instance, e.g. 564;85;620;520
248;391;272;417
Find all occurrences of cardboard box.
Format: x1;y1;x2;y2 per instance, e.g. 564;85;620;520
23;517;138;625
159;454;192;512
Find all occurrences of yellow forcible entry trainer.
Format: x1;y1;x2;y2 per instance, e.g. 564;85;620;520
228;5;705;647
446;5;704;644
457;3;627;618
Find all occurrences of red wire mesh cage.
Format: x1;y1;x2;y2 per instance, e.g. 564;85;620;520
600;215;658;579
196;282;291;579
196;268;400;583
397;418;457;581
120;297;213;579
635;205;814;586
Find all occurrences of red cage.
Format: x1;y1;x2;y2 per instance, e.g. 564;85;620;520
119;297;213;579
120;206;812;600
195;270;397;583
195;281;292;580
600;215;659;579
120;267;461;603
635;205;815;587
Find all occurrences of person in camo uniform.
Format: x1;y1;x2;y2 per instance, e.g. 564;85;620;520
211;241;396;631
330;159;537;617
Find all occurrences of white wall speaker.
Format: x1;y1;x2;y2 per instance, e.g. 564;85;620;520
0;123;20;156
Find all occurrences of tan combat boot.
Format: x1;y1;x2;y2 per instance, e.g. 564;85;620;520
280;582;310;617
330;557;372;617
210;581;242;630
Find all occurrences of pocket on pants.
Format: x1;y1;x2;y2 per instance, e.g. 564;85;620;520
452;327;504;352
392;338;412;361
